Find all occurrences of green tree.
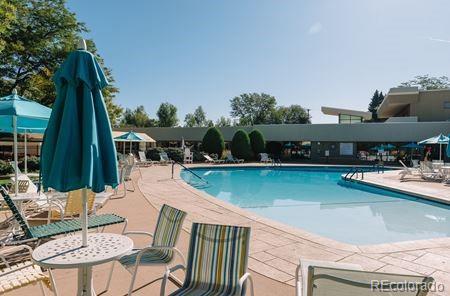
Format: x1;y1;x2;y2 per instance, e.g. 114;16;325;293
184;106;212;127
0;0;122;124
215;116;232;127
157;102;178;127
230;93;277;125
270;105;310;124
249;130;265;156
231;129;252;160
201;127;225;156
368;90;384;120
120;105;157;127
399;75;450;90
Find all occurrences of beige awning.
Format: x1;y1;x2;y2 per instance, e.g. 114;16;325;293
111;131;156;143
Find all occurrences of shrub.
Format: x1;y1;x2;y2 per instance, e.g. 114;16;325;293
145;147;184;163
146;147;164;161
231;130;252;160
249;130;265;157
202;127;225;157
266;141;282;157
0;160;13;175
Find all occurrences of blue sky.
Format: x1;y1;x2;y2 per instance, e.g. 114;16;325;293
67;0;450;123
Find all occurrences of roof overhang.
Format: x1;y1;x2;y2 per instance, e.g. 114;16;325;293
321;106;372;120
377;87;419;118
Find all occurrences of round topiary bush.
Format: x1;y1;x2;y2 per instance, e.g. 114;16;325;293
231;129;252;160
249;130;265;157
202;127;225;157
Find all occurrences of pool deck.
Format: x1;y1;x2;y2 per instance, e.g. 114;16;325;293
138;163;450;295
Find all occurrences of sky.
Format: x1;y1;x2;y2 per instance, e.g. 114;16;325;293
67;0;450;124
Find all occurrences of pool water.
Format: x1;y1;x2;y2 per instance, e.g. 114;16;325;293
181;167;450;245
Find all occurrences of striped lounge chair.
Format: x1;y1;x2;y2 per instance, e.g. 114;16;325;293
161;223;254;296
0;187;127;245
0;245;58;295
105;204;187;295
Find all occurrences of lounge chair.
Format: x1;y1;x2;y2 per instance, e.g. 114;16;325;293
295;259;434;296
226;151;244;163
0;187;127;245
203;154;224;164
159;152;172;165
137;151;154;167
161;223;254;296
8;180;29;194
260;153;272;163
419;162;443;181
0;245;58;295
398;160;420;180
105;204;187;295
183;148;193;164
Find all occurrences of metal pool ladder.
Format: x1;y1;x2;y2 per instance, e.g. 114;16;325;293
172;161;210;188
344;167;365;181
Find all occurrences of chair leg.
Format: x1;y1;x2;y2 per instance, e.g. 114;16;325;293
105;261;115;292
48;269;59;296
160;267;170;296
39;280;47;296
128;262;141;296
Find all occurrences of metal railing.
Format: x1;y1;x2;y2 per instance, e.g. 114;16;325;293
172;161;209;185
344;167;365;181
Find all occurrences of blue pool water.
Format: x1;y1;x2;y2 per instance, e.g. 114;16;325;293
181;167;450;245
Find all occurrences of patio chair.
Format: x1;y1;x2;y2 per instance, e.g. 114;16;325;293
114;157;136;197
419;162;443;181
0;245;58;295
226;151;244;163
48;189;97;220
159;152;172;165
161;223;254;296
0;187;127;245
138;151;154;167
398;160;420;180
203;154;224;164
8;180;30;194
295;259;434;296
105;204;187;295
260;153;272;163
183;148;193;164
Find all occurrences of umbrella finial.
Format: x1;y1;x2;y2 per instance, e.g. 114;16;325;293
12;88;17;95
77;38;87;50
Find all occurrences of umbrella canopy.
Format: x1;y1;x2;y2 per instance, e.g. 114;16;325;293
447;135;450;158
419;134;449;160
370;145;381;151
382;144;396;150
0;89;51;193
401;142;423;149
114;131;143;153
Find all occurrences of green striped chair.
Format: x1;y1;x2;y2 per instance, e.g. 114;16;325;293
161;223;254;296
105;204;187;295
0;187;127;245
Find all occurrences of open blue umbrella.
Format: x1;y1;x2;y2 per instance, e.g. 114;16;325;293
0;89;51;192
401;142;423;149
41;39;118;246
114;131;144;154
419;134;449;160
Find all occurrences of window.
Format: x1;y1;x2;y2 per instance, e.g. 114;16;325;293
443;101;450;109
338;114;363;124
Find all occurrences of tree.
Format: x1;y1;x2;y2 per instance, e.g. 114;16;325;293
230;93;277;125
120;105;158;127
231;130;252;160
157;102;178;127
184;106;212;127
215;116;232;127
0;0;122;125
399;75;450;90
270;105;310;124
368;90;384;120
202;127;225;156
249;130;265;156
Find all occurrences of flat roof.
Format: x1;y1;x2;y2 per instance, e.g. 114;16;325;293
321;106;372;120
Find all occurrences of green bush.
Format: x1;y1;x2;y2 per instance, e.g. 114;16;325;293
0;160;13;175
266;141;282;157
145;147;183;163
202;127;225;157
17;156;40;172
231;129;252;160
249;130;265;157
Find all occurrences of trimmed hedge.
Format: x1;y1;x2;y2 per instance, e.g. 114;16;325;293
202;127;225;157
146;147;184;163
18;156;40;172
249;130;265;157
266;141;282;157
231;130;252;160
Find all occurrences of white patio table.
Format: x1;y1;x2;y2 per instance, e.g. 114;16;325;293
32;233;133;296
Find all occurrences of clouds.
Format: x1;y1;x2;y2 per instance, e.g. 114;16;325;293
428;37;450;44
308;22;323;35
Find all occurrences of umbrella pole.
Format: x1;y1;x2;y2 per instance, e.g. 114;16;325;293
13;116;18;196
130;140;132;154
24;130;27;174
81;187;88;247
440;144;442;161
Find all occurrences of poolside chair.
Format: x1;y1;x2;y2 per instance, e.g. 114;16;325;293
398;160;420;180
183;148;193;164
8;180;29;194
419;162;443;181
105;204;187;295
138;151;154;167
0;187;127;245
47;189;97;220
114;157;136;197
295;259;434;296
203;154;224;164
226;151;244;163
159;152;172;165
161;223;253;296
259;153;272;163
0;245;58;295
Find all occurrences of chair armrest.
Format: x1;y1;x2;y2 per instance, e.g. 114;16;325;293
239;272;254;296
123;231;154;237
135;246;186;267
0;245;33;269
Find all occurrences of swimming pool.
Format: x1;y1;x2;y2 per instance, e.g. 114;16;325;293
181;166;450;245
